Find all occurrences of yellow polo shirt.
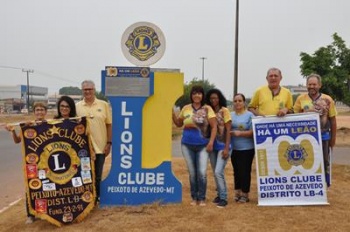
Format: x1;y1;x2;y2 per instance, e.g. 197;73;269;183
76;98;112;154
293;93;337;132
294;93;336;116
248;86;293;116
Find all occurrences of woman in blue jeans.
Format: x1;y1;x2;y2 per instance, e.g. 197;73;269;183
172;85;217;206
205;89;231;208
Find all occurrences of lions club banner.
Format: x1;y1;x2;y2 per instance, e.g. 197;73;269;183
252;113;328;206
20;117;95;226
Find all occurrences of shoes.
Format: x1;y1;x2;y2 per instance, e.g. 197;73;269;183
190;200;206;206
238;196;249;203
198;200;206;206
95;197;100;206
190;200;197;206
25;216;35;224
234;190;241;202
217;199;228;208
212;196;220;204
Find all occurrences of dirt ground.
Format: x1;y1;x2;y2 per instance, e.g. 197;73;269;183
0;114;349;231
0;159;350;232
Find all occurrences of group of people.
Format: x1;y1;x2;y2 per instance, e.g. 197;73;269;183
173;67;337;208
4;68;337;222
172;86;255;208
5;80;112;224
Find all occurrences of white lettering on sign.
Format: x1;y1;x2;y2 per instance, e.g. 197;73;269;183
122;102;133;116
120;101;133;169
118;172;165;185
52;154;66;171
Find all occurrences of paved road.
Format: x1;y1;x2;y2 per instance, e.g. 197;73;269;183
0;130;25;211
0;131;348;211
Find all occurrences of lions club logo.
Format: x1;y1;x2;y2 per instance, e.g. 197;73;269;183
122;22;166;66
38;141;80;185
278;140;314;171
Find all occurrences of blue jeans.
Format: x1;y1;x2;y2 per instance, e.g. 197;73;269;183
209;150;229;200
181;144;209;201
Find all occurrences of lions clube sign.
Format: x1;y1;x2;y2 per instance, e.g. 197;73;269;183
99;22;183;206
252;113;328;206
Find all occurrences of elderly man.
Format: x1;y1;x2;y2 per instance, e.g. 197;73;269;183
248;68;293;117
294;74;337;187
76;80;112;202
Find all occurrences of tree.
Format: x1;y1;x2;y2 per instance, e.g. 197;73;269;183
96;90;108;102
300;33;350;106
58;86;108;102
175;78;216;109
59;86;82;95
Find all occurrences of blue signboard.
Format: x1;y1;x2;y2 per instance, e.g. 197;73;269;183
99;67;182;206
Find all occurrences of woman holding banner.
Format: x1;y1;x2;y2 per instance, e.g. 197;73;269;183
4;102;48;224
172;85;217;206
54;95;77;119
230;93;255;203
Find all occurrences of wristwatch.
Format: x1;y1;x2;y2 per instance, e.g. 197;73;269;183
107;141;112;145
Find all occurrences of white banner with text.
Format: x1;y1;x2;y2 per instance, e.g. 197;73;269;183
252;113;328;206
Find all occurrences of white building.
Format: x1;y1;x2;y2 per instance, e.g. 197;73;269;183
284;85;308;95
47;94;82;109
0;85;48;113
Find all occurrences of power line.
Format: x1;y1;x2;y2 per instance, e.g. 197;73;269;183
35;70;80;85
0;66;80;85
1;65;101;89
0;65;23;70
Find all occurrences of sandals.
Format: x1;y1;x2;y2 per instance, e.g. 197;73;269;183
235;190;249;203
238;196;250;203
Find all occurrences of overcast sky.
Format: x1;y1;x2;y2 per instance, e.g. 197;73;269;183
1;0;350;99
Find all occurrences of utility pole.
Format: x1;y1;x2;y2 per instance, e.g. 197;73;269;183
233;0;239;96
200;57;207;82
22;69;34;114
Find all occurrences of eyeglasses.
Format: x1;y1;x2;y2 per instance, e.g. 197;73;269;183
60;104;70;109
83;88;94;92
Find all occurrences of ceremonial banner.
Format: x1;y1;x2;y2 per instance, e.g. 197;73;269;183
252;113;328;206
20;117;95;226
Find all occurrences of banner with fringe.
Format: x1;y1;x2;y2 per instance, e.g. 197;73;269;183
20;117;95;227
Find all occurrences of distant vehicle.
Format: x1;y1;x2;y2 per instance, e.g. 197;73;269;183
21;108;28;114
8;110;20;114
